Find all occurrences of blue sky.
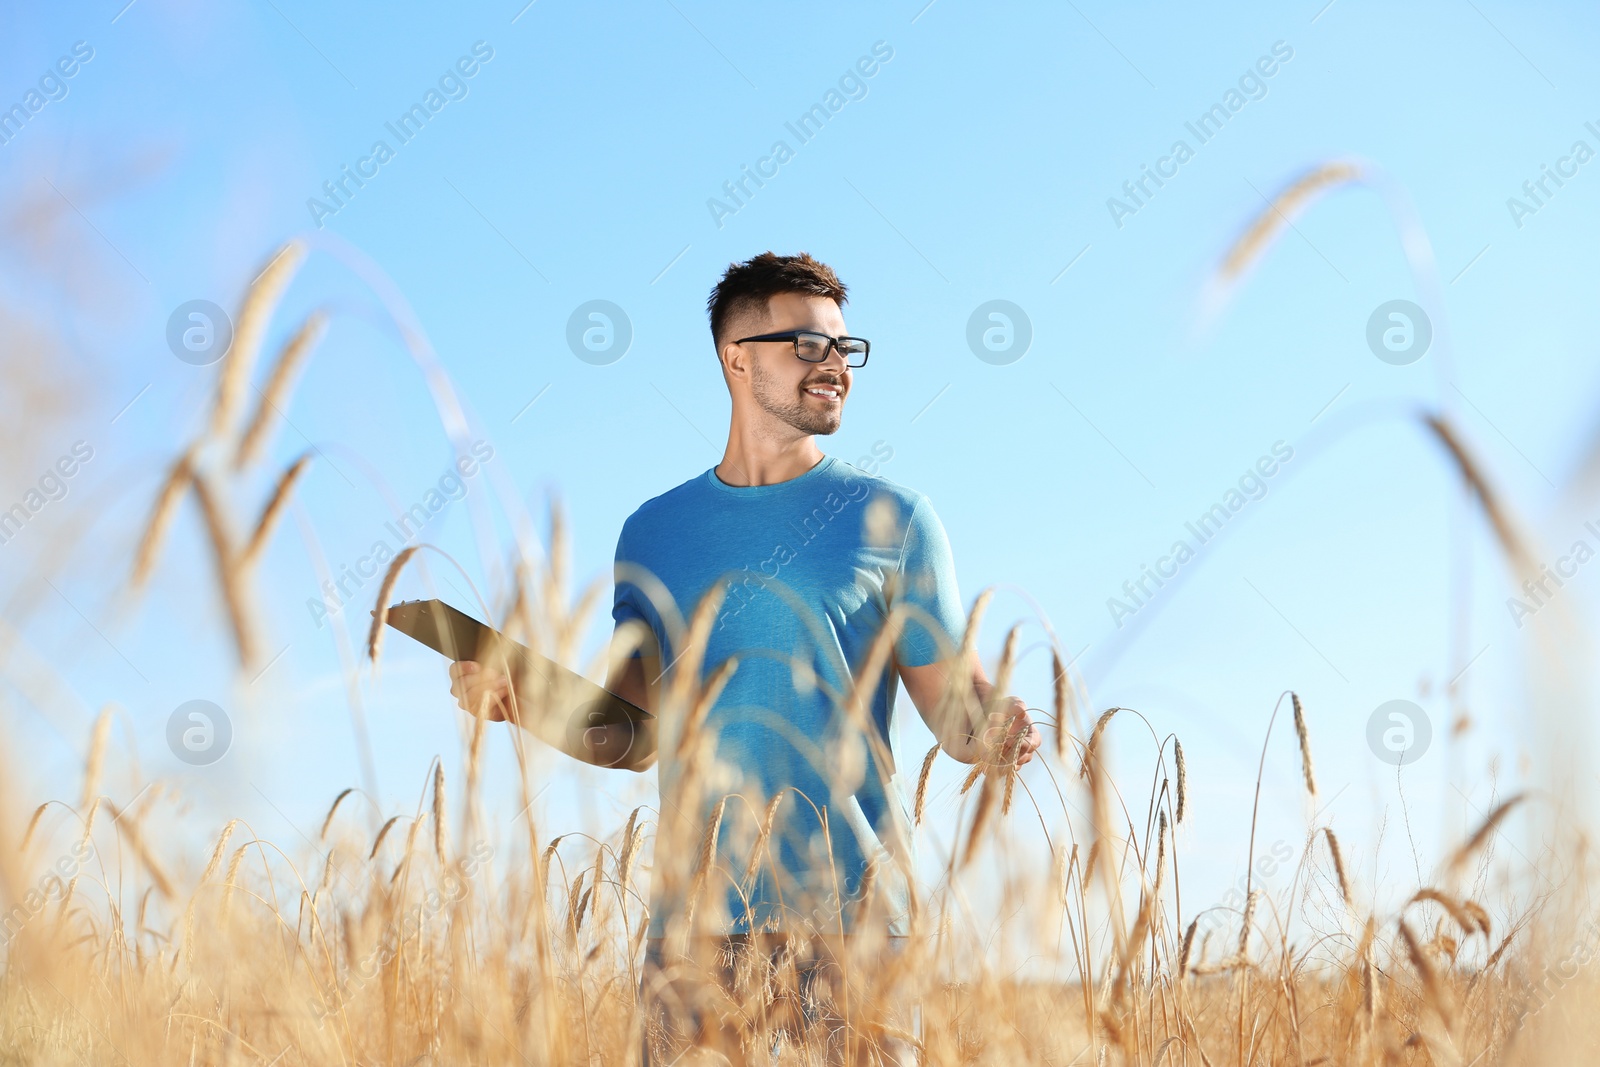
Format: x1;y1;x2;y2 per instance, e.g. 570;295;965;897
3;0;1598;937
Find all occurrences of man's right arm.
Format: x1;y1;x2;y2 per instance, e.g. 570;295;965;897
595;644;659;771
446;629;661;772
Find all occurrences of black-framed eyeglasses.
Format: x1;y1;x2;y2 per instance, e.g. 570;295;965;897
734;330;871;368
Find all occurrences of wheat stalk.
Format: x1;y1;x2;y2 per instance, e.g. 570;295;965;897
1446;793;1525;878
240;452;312;569
1291;692;1316;797
81;707;112;815
742;792;784;889
432;763;448;866
320;789;354;840
1079;707;1120;778
674;657;739;761
959;770;998;870
933;589;993;748
1323;827;1350;905
684;796;728;933
1399;918;1457;1031
1178;918;1198;981
1153;810;1167;896
569;870;588;939
217;842;249;924
369;815;403;860
234;310;328;469
104;794;174;901
1219;162;1363;281
21;804;50;852
367;545;421;669
1412;888;1490;937
1051;646;1071;762
618;807;645;891
209;239;307;447
913;743;940;826
1238;888;1258;958
200;819;241;884
190;471;257;665
131;451;196;588
1423;415;1536;575
1174;739;1188;825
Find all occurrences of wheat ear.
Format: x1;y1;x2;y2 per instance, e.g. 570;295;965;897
234;310;328;468
209;239;307;446
240;452;312;569
367;545;421;668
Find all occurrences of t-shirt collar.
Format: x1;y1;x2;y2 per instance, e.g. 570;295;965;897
705;454;837;496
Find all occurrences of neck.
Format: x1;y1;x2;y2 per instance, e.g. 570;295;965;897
716;423;825;487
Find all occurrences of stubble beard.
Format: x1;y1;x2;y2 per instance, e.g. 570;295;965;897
750;356;841;437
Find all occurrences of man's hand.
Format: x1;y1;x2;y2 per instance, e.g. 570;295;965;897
980;696;1042;770
449;661;515;722
447;659;655;770
897;653;1045;768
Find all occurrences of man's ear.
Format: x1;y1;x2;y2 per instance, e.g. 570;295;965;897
720;339;748;383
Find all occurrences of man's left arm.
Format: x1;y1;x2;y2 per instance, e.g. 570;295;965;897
897;650;1042;768
888;492;1042;769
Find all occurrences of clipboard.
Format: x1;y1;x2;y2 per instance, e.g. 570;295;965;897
374;598;652;728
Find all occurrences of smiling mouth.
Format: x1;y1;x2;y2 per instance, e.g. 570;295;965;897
803;384;842;402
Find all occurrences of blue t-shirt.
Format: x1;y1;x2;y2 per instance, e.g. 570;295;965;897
611;453;966;937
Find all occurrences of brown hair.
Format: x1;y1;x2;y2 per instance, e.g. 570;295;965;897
706;251;849;356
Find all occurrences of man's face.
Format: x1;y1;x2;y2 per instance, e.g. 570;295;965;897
737;292;852;437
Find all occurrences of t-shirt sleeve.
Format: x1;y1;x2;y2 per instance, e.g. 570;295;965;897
892;495;967;668
611;519;650;660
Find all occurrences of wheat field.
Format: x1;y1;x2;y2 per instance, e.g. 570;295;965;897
3;191;1599;1066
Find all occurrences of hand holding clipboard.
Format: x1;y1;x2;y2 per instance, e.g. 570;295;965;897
375;598;654;769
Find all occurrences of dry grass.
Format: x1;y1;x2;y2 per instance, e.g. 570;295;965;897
4;596;1596;1065
6;226;1598;1067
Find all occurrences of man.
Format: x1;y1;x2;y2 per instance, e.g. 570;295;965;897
449;251;1041;1064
